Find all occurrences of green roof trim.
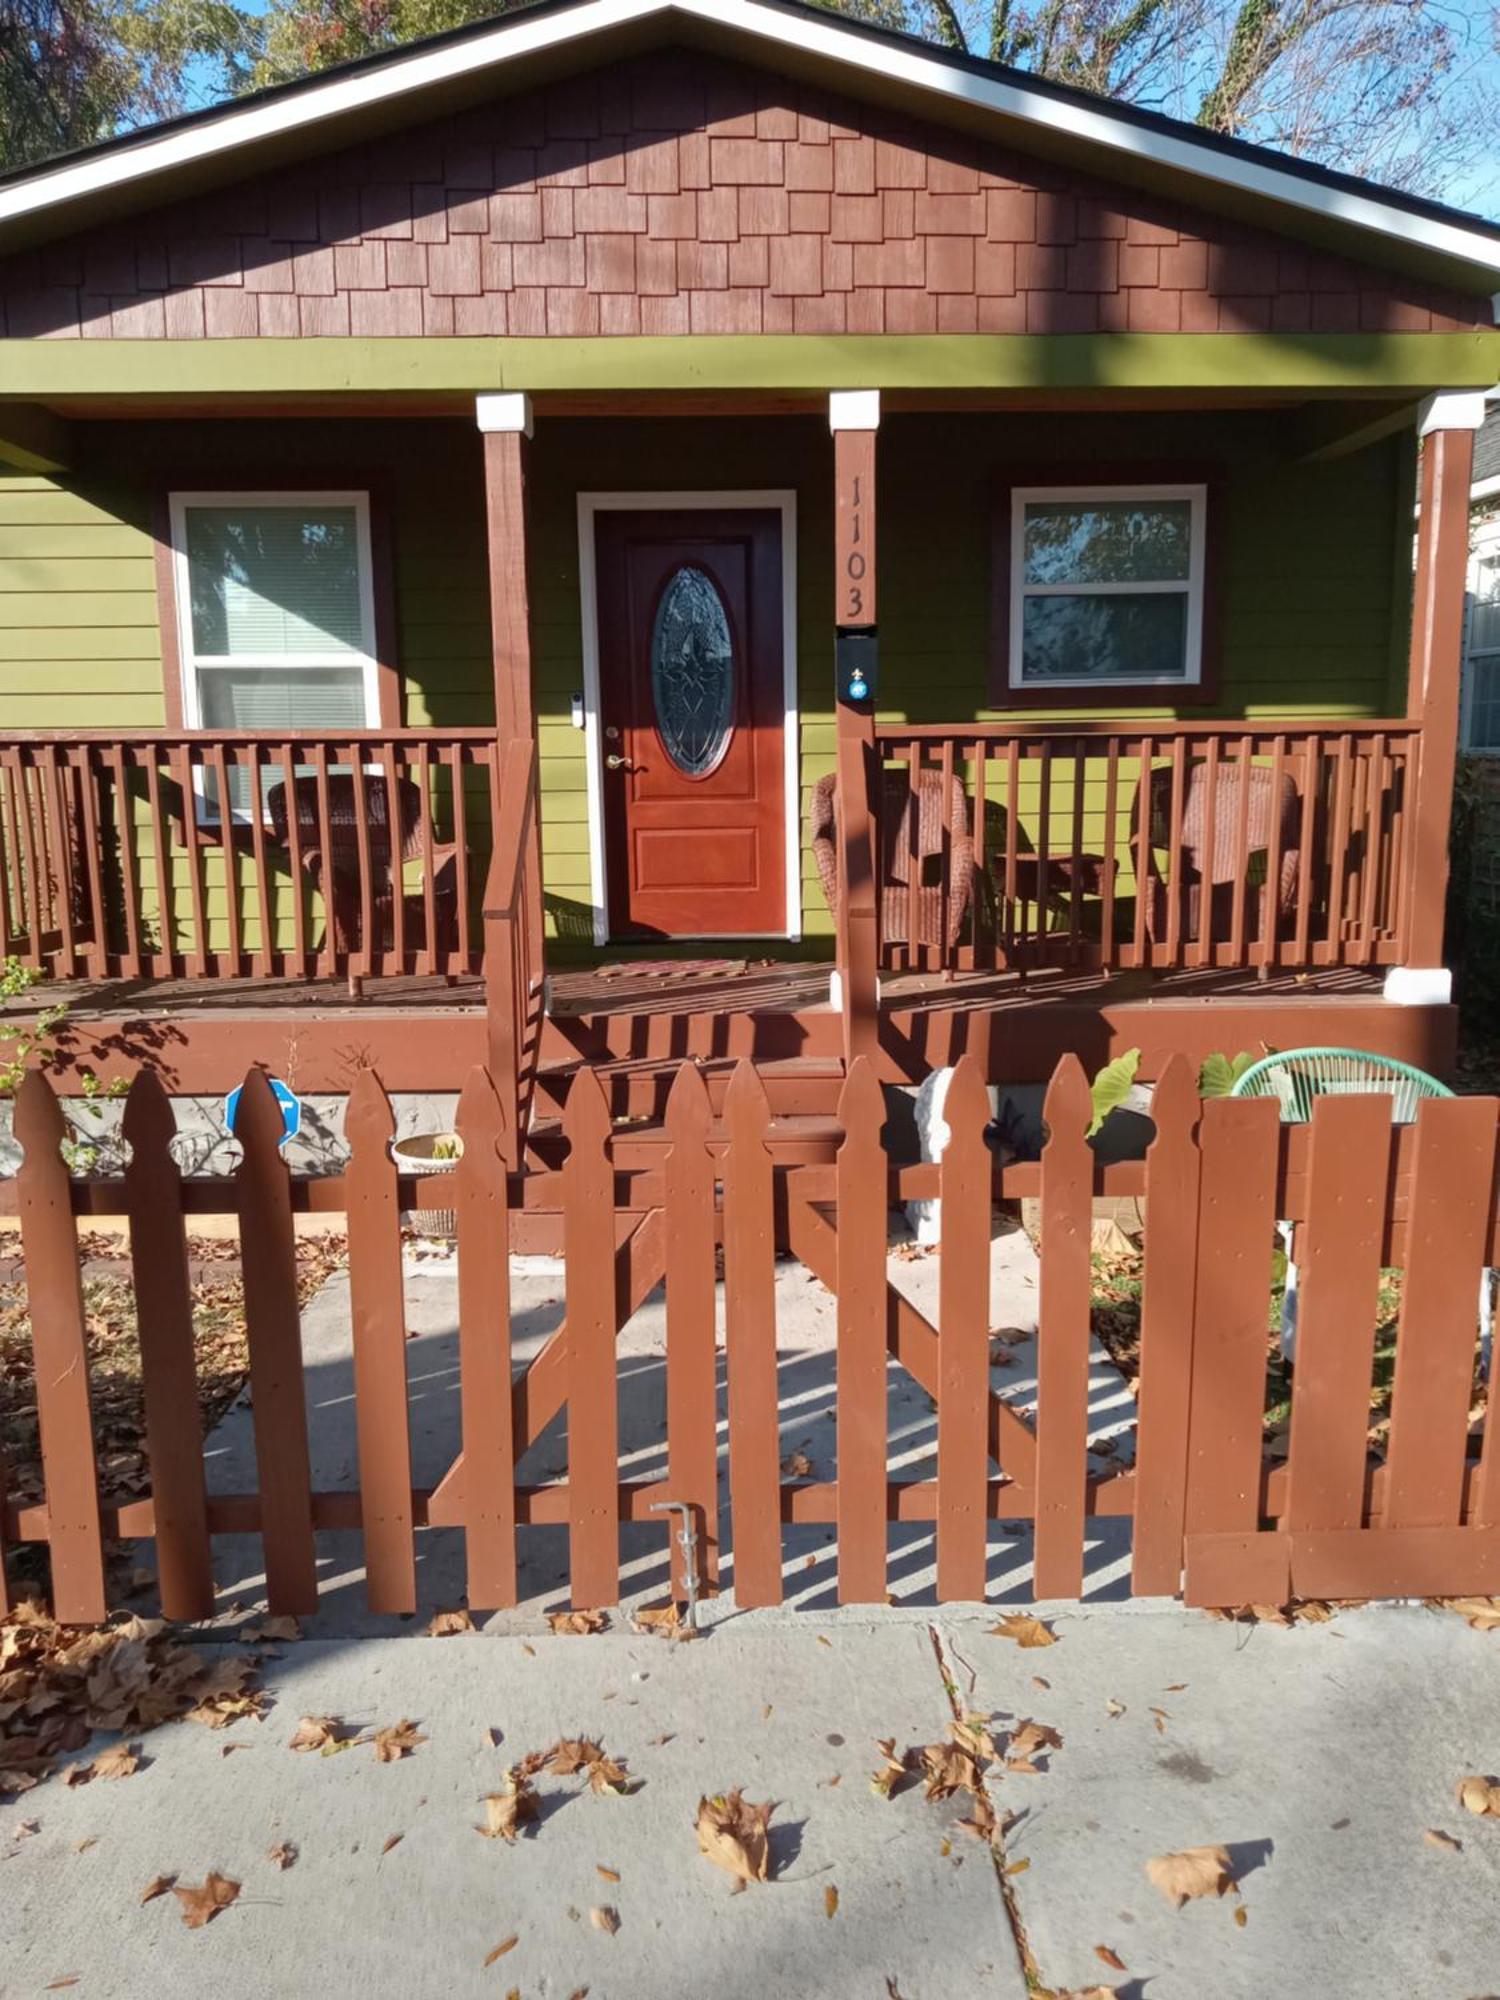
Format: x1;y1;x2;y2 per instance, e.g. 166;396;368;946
3;332;1497;399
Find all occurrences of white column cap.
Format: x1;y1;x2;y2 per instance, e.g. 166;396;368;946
1417;389;1486;436
828;389;880;433
476;392;534;437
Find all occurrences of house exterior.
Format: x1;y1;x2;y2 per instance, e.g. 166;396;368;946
0;0;1496;1133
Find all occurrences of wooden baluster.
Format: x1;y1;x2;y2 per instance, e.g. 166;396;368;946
972;739;992;971
664;1063;720;1596
13;750;47;970
123;1072;214;1620
449;744;472;969
455;1066;517;1607
1067;738;1085;961
1261;734;1287;974
348;743;377;988
565;1069;618;1607
1036;741;1052;960
1132;735;1153;970
1164;737;1188;968
936;1057;991;1602
1130;1058;1202;1596
311;743;336;981
1100;736;1119;970
243;743;276;977
1324;732;1354;964
0;754;20;959
1283;1096;1393;1535
836;1059;888;1604
139;746;173;978
1358;734;1386;957
233;1069;318;1614
418;742;438;976
1293;734;1318;967
74;745;110;976
15;1072;106;1622
1227;733;1253;970
28;749;57;968
722;1062;783;1607
1003;738;1020;964
345;1070;416;1614
1194;733;1219;970
383;742;405;975
278;741;309;978
1386;1098;1498;1528
939;734;956;972
1034;1056;1093;1599
905;740;921;973
105;741;144;977
174;744;210;978
210;744;242;977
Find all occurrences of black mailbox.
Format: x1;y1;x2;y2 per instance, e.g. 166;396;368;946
837;628;878;705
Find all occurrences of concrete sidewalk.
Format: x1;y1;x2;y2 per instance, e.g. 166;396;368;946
7;1601;1499;1999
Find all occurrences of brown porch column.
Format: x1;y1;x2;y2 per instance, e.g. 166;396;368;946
1404;391;1483;974
476;392;543;1140
831;390;881;1064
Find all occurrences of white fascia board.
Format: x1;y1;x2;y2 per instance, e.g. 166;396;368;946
3;0;1500;287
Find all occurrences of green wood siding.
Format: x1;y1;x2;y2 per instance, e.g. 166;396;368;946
0;410;1411;955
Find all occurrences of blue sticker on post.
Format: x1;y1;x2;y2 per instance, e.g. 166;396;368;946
225;1077;302;1150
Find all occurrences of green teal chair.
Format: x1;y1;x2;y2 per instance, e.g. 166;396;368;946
1229;1047;1476;1366
1229;1046;1453;1126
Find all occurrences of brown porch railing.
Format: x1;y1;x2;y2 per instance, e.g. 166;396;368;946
0;729;502;983
482;737;543;1164
870;719;1423;976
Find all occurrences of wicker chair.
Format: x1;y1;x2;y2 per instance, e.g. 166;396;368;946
811;768;974;953
265;772;458;997
1134;761;1300;946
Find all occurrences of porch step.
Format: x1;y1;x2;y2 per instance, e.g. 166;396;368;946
532;1053;847;1123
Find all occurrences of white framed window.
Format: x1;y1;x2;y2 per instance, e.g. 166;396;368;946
1463;523;1500;754
1008;483;1208;692
170;490;381;814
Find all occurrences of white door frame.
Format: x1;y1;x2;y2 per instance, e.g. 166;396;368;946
575;489;801;947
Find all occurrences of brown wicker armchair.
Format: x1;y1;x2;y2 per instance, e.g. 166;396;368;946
1133;761;1300;947
266;772;458;997
811;767;975;953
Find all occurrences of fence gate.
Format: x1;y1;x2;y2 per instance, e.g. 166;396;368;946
2;1056;1499;1624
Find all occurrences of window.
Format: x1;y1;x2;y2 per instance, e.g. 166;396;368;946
1463;528;1500;753
1005;484;1208;695
170;491;381;813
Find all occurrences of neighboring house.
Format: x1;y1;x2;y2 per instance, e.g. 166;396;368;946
0;0;1496;1139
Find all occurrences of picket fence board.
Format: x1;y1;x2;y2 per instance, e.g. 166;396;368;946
564;1068;619;1610
664;1063;720;1597
123;1071;214;1622
836;1058;890;1605
455;1067;518;1609
721;1062;784;1608
1034;1055;1094;1599
936;1056;993;1603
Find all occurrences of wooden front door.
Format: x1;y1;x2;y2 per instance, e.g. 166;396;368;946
594;507;787;939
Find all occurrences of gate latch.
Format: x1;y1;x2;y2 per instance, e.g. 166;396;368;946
649;1500;702;1630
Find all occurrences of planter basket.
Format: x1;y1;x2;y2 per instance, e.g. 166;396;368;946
389;1132;463;1240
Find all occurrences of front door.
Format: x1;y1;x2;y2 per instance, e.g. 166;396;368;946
594;507;787;939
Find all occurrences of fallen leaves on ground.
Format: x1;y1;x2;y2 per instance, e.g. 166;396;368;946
482;1936;519;1967
427;1609;475;1638
589;1906;620;1935
1433;1596;1500;1633
1146;1844;1238;1909
1004;1721;1063;1775
696;1790;776;1888
548;1611;607;1636
988;1614;1057;1649
287;1716;352;1756
1424;1828;1463;1852
1457;1776;1500;1816
633;1603;700;1644
476;1768;539;1843
825;1884;839;1919
870;1739;911;1799
140;1874;176;1905
596;1864;620;1884
267;1841;297;1869
89;1742;140;1780
240;1617;301;1645
371;1720;426;1764
1204;1599;1338;1628
1094;1945;1127;1970
381;1833;403;1856
780;1452;813;1478
548;1738;634;1796
171;1872;241;1928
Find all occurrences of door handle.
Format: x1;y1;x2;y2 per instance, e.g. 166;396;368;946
605;753;637;772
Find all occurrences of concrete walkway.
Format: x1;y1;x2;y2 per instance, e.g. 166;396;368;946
6;1603;1499;1998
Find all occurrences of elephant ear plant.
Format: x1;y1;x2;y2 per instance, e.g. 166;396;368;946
0;958;128;1173
1085;1046;1271;1140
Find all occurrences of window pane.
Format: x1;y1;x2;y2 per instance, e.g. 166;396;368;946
651;565;736;778
1022;499;1193;585
186;505;365;657
1470;655;1500;752
1021;592;1189;682
197;666;369;731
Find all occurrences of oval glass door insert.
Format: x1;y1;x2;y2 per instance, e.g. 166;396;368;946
650;565;735;778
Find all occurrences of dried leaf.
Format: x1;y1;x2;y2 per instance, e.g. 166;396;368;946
781;1452;813;1478
140;1874;177;1905
1457;1775;1500;1816
1424;1828;1462;1852
172;1872;241;1928
45;1977;79;1990
1146;1844;1237;1909
477;1769;538;1843
596;1865;620;1884
548;1610;607;1636
825;1884;839;1919
1004;1720;1063;1775
1439;1595;1500;1632
428;1609;475;1638
483;1936;518;1967
90;1742;140;1781
589;1906;620;1935
695;1790;776;1886
1004;1856;1031;1876
1234;1904;1249;1928
870;1739;909;1798
381;1833;403;1856
267;1842;297;1870
1106;1698;1127;1719
371;1720;426;1764
241;1617;301;1644
1095;1945;1127;1970
988;1614;1057;1649
288;1715;347;1755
